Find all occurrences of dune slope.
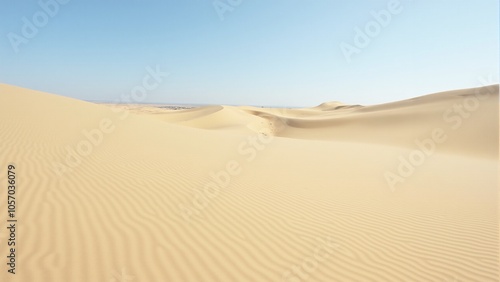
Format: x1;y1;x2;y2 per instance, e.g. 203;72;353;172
0;84;498;282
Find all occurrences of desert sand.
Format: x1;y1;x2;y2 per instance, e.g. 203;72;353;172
0;83;498;281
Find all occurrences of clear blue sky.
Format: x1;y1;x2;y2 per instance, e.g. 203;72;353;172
0;0;498;107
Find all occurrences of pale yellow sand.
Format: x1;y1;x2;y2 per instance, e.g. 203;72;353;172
0;83;498;281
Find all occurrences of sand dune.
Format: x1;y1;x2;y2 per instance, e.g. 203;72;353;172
114;86;498;158
0;83;498;281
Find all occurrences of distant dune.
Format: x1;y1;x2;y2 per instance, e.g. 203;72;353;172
0;83;498;281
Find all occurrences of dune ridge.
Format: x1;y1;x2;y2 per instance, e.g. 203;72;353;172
0;83;498;281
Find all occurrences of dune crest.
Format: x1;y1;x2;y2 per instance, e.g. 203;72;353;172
114;85;499;159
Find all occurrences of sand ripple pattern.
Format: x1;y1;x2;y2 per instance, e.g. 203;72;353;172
0;84;498;281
